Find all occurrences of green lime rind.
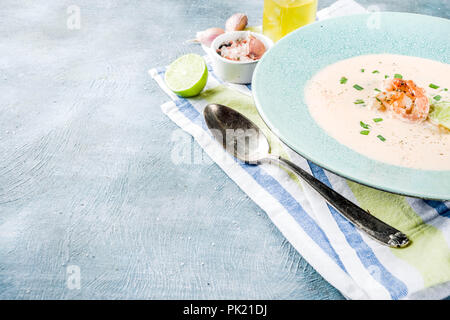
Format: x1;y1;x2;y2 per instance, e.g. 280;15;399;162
164;54;208;98
429;100;450;130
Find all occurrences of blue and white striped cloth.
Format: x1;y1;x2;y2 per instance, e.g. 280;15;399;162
150;0;450;300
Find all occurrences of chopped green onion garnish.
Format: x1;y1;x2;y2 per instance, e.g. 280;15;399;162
444;88;448;91
340;77;348;84
372;70;380;74
429;83;440;89
373;118;383;123
433;95;442;101
361;69;365;72
354;99;365;104
394;74;403;79
377;135;386;142
374;88;381;92
360;121;370;129
353;84;364;91
384;75;389;79
360;130;370;135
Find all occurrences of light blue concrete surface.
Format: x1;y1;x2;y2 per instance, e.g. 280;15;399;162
0;0;448;300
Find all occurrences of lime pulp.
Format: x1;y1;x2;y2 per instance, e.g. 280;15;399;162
429;101;450;130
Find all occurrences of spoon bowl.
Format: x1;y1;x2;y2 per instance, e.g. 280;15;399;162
204;103;269;164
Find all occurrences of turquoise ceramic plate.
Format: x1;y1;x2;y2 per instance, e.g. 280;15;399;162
253;12;450;200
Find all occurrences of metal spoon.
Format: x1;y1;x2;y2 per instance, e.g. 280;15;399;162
204;103;410;248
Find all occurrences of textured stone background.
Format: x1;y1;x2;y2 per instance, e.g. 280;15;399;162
0;0;448;299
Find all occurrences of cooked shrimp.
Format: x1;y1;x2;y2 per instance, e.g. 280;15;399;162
216;35;266;62
375;79;430;123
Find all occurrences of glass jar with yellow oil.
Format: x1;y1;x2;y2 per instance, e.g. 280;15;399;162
263;0;318;42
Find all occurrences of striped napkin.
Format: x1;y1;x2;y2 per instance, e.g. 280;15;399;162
150;0;450;300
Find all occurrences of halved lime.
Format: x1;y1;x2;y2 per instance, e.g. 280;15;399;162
165;54;208;98
429;101;450;130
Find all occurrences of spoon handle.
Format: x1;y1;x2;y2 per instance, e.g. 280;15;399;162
267;156;410;248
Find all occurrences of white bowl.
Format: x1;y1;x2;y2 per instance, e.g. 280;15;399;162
209;31;273;84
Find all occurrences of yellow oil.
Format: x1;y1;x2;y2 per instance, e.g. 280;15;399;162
263;0;318;42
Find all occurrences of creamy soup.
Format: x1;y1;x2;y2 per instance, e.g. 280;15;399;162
305;54;450;170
